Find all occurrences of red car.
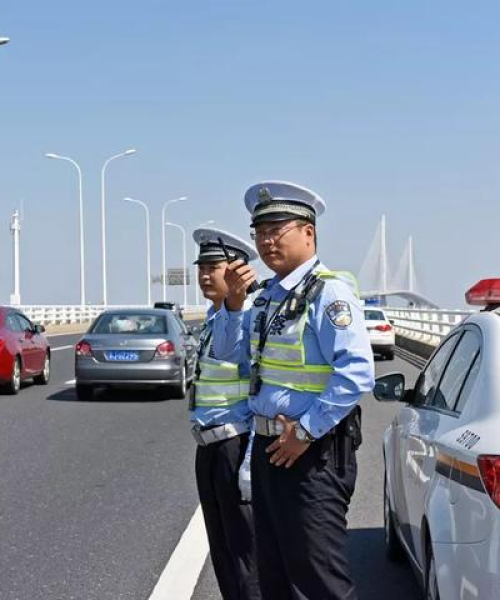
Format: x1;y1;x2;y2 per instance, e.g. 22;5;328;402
0;307;51;394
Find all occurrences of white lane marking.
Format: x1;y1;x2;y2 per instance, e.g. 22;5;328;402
65;379;76;386
52;345;74;352
47;332;83;338
148;504;209;600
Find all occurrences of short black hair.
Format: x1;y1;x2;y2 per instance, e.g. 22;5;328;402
295;219;317;248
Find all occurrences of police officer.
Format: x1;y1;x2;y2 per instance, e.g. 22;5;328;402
212;182;375;600
190;227;261;600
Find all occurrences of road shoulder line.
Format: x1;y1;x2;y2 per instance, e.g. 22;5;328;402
147;504;209;600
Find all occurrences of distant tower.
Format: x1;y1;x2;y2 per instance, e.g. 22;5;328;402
408;235;415;292
379;214;388;293
357;214;391;299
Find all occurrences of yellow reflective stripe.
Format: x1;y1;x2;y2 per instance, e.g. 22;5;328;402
260;362;331;374
195;381;250;391
264;341;302;350
194;396;249;407
199;359;239;371
194;379;250;406
199;359;240;381
260;377;327;393
260;364;331;391
316;269;360;299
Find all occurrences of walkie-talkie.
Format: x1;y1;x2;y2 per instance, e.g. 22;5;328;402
218;237;260;294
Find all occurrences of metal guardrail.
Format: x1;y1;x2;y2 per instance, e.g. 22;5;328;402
15;305;208;326
384;307;475;347
16;304;474;350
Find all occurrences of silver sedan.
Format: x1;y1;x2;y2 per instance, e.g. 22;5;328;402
74;309;197;400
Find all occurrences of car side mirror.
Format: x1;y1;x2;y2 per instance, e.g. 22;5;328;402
374;373;406;402
34;324;45;334
389;319;395;325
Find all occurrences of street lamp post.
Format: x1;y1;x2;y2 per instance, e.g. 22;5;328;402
124;197;151;305
45;153;86;306
194;219;215;306
165;222;187;309
101;148;137;305
161;196;187;301
10;210;21;305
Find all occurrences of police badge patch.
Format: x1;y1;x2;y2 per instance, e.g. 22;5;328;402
325;300;352;328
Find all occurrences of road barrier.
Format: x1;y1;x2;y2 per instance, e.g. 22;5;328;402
384;307;475;364
17;304;474;364
384;307;473;347
16;305;208;326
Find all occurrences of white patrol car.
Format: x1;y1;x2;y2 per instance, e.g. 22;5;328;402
374;279;500;600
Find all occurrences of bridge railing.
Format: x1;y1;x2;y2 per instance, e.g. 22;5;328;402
16;305;207;326
384;307;474;347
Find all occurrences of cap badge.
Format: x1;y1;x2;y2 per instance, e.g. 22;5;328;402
258;187;273;204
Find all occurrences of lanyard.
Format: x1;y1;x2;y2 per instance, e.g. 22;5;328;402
198;324;213;360
255;259;320;357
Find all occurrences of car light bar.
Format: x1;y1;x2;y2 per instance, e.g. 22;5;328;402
465;279;500;306
478;455;500;509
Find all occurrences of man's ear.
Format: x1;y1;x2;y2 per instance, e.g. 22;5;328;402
304;223;315;241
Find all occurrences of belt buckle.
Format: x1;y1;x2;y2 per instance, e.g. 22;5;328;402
272;418;285;436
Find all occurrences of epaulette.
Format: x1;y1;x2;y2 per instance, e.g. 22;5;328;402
315;269;360;299
259;278;272;290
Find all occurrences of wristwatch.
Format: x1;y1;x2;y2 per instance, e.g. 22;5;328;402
294;423;315;443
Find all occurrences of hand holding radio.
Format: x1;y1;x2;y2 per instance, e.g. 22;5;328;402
223;259;258;310
218;237;259;310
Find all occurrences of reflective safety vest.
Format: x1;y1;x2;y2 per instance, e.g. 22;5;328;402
249;269;358;393
193;329;250;408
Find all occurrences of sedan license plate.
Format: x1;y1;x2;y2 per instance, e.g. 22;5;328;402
105;350;139;362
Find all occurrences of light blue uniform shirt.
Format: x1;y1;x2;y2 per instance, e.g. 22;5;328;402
190;306;254;428
212;256;375;438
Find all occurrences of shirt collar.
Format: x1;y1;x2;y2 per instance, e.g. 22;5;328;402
276;255;319;291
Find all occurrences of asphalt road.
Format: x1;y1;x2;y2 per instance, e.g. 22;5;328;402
0;333;422;600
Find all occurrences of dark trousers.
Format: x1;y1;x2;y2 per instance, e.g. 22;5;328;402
195;434;261;600
251;434;358;600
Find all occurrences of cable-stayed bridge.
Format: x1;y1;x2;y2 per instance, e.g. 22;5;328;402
357;215;439;309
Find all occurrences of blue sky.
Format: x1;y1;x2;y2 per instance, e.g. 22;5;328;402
1;1;500;308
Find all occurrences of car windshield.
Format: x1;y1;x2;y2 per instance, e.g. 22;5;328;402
91;314;168;334
364;310;386;321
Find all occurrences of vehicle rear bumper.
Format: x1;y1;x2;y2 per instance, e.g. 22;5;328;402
75;358;182;384
369;333;395;347
371;342;395;351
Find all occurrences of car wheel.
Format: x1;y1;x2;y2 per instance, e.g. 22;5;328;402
385;350;395;361
6;357;21;395
425;542;440;600
384;473;404;561
171;364;187;399
76;383;94;401
34;352;50;385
